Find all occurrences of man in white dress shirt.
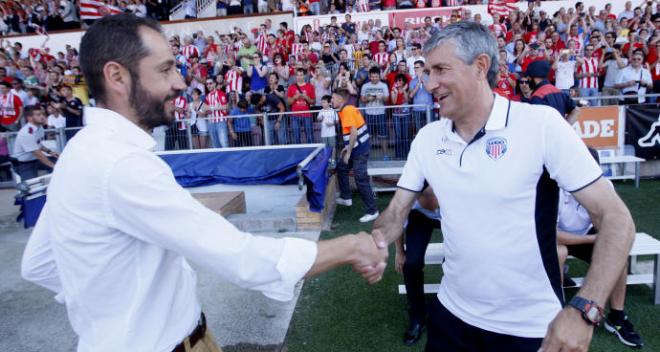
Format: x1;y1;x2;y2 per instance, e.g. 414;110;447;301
20;14;387;352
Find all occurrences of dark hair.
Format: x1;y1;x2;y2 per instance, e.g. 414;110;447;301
191;88;202;96
280;22;288;29
333;88;350;99
369;67;381;75
321;95;332;103
414;60;425;67
24;105;44;118
250;93;263;105
395;73;408;84
79;14;162;105
0;81;10;88
237;99;248;109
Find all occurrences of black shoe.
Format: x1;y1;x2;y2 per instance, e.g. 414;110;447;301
604;315;644;348
403;322;424;346
563;276;577;288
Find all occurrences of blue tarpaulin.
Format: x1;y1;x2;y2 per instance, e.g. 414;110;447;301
18;147;331;228
159;147;317;187
301;147;332;212
15;195;47;229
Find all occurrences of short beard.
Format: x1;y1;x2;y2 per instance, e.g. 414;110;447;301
129;71;180;131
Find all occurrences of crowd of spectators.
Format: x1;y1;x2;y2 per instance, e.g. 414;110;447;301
0;0;175;35
0;0;658;152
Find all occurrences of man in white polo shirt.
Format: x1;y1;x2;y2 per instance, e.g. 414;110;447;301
372;22;635;352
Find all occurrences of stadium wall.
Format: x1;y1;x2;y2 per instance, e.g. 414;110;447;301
294;0;628;32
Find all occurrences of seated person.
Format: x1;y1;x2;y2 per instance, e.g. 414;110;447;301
394;185;440;346
11;105;59;181
556;149;643;349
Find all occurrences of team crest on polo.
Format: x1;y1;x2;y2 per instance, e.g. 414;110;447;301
485;137;508;160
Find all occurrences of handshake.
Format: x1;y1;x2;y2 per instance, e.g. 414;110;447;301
347;231;389;284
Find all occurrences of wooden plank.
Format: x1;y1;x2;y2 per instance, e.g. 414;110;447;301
192;191;246;216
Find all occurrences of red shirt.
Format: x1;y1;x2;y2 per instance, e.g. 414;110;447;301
521;56;544;74
0;92;22;126
494;73;516;99
386;71;411;90
623;42;644;57
287;83;315;116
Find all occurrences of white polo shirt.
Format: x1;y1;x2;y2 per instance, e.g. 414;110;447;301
397;94;602;338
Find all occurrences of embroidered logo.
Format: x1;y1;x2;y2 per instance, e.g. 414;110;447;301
485;137;508;160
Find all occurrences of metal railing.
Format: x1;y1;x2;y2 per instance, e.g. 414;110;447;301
572;92;660;106
152;104;436;162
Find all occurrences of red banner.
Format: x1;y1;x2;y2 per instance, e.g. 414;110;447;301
388;8;461;29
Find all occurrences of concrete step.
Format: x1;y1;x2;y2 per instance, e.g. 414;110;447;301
227;212;297;233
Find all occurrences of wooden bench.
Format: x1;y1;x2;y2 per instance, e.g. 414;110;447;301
398;232;660;304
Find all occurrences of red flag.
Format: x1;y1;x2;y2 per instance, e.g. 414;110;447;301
80;0;122;20
487;0;517;18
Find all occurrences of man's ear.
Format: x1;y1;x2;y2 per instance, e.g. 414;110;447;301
102;61;130;102
474;53;491;82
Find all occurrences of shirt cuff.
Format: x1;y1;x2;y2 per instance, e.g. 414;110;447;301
262;237;317;302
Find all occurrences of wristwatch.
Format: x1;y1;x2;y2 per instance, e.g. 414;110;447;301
567;296;604;326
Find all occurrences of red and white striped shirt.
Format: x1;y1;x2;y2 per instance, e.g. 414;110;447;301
79;0;121;20
374;52;389;68
291;43;304;59
578;57;599;89
182;45;200;60
357;0;369;12
173;96;188;130
204;89;228;123
489;24;507;37
256;34;268;54
224;69;243;94
568;34;583;52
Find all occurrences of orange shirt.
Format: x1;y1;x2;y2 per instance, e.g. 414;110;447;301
338;104;365;136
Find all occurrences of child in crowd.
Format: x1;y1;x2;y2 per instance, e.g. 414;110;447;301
317;95;338;168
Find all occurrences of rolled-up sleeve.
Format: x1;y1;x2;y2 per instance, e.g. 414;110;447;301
104;152;318;301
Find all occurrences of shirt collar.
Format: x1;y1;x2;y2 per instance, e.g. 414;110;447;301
448;94;511;133
84;107;156;151
484;93;511;131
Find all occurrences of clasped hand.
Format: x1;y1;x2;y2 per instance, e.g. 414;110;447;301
351;232;388;284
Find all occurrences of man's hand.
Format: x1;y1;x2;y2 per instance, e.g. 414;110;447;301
340;147;350;164
540;307;594;352
230;131;237;140
352;232;388;284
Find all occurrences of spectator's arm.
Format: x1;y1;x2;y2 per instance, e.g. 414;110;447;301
31;150;55;168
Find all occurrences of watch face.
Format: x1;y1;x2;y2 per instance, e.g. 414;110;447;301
586;306;600;323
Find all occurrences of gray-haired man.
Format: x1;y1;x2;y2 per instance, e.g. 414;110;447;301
372;21;635;352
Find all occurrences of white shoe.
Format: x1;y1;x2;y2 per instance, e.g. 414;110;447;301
359;212;379;223
336;198;352;206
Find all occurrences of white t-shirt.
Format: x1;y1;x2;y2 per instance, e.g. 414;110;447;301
317;109;338;138
48;114;66;129
554;60;576;90
360;81;389;115
615;65;653;103
397;94;603;338
12;122;44;162
603;58;628;88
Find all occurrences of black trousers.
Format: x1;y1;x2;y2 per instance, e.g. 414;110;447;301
403;209;441;325
426;298;543;352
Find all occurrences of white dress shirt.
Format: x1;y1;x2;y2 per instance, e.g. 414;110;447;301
21;107;317;352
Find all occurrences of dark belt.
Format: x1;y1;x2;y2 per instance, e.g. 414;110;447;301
173;313;207;352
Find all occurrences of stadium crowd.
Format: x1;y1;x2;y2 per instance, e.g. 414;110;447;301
0;0;658;153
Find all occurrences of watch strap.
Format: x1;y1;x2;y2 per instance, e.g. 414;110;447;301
568;296;604;326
